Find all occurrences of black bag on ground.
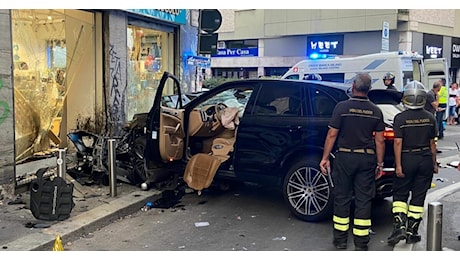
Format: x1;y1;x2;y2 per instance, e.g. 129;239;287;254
30;167;75;221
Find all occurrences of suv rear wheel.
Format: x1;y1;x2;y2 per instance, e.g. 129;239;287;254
283;157;333;222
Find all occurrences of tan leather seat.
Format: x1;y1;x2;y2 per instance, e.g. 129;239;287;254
211;137;235;160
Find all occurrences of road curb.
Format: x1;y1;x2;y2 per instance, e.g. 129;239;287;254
2;189;162;251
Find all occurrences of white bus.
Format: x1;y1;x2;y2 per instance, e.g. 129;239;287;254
281;51;449;91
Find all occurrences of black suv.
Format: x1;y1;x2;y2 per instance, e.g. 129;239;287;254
143;72;401;222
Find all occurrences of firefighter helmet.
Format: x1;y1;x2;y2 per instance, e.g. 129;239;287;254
382;72;395;85
402;81;427;110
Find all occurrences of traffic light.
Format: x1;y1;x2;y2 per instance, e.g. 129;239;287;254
198;9;222;55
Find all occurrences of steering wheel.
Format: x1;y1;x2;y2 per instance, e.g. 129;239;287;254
215;102;228;113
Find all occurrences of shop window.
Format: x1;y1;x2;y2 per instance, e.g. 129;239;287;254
126;25;174;120
12;9;96;161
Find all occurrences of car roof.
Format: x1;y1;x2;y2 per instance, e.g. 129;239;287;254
218;78;351;92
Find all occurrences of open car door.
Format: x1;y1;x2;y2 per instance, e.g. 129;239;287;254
423;58;449;88
423;58;449;118
144;72;185;168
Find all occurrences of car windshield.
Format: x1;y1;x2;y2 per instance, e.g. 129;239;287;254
198;89;250;107
196;88;252;118
162;94;191;108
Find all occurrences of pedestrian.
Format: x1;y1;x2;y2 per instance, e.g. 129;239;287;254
424;80;440;115
387;81;438;245
448;82;459;125
436;78;448;139
424;80;442;153
319;72;385;251
382;72;397;90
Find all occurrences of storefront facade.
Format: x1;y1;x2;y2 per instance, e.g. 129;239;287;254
0;9;199;195
450;37;460;82
212;10;460;83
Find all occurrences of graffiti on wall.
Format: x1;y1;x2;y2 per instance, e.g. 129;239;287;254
0;78;11;126
109;44;126;136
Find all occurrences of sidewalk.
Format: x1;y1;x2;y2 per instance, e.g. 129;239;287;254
0;177;161;251
1;169;459;251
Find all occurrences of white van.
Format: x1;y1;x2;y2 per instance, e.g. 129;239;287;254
281;51;449;91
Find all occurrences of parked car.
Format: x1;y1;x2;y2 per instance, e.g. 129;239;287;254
143;72;402;222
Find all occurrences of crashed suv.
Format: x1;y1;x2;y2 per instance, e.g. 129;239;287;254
143;72;401;222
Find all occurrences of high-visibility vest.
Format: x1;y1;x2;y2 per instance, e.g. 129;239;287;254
439;86;448;104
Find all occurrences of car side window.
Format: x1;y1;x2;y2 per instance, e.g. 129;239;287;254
196;86;254;118
284;74;299;80
311;87;337;117
253;83;302;116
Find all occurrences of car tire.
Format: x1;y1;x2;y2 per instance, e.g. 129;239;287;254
282;157;333;222
132;135;147;183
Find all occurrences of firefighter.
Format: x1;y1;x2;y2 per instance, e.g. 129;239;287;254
387;81;438;245
320;72;385;251
383;72;397;90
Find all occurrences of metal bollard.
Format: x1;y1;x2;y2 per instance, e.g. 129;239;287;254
426;201;443;251
108;139;117;197
57;149;66;179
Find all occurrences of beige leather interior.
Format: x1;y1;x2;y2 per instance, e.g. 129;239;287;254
183;153;222;192
188;110;205;136
159;107;185;162
183;106;240;192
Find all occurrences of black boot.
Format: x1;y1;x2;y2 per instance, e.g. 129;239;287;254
406;217;422;244
387;213;407;245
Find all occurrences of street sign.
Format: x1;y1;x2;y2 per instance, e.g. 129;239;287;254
381;21;389;52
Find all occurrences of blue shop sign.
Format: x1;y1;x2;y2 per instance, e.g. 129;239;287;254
185;55;211;68
125;9;186;24
211;47;258;57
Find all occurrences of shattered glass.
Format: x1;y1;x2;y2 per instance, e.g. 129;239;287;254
12;10;92;162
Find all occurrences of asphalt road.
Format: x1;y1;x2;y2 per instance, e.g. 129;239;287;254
62;124;460;252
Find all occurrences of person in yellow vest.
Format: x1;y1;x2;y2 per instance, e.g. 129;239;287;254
436;78;448;139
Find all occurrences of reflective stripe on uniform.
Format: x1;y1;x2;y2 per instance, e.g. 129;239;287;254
353;227;370;236
334;223;349;231
352;218;371;236
354;218;371;226
392;200;408;214
408;204;424;219
333;215;349;224
333;215;349;231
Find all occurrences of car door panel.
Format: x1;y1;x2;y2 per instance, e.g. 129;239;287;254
159;107;185;162
233;82;305;183
145;72;184;166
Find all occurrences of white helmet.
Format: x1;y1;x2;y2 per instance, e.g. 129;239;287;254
402;81;426;109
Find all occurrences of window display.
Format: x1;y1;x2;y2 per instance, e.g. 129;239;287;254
11;9;94;161
126;25;173;120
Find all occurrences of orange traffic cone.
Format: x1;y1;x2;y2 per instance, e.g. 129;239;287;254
53;235;64;251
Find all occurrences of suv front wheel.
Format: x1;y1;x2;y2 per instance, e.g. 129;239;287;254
282;157;333;222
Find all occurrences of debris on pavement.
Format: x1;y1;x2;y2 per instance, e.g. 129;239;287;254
25;222;52;228
194;221;210;227
436;177;447;182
